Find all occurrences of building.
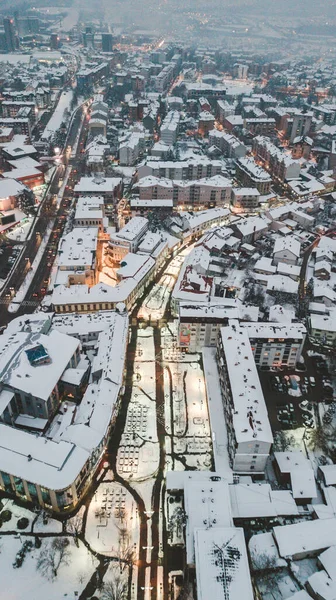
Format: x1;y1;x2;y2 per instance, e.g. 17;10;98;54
119;132;145;166
194;525;254;600
3;17;16;52
74;176;122;220
0;310;128;512
198;111;215;136
108;216;149;262
273;237;301;265
73;197;104;229
160;111;180;145
137;174;232;209
241;322;306;367
101;33;113;53
252;136;301;181
209;130;247;159
217;323;273;473
236;157;272;195
138;158;222;181
231;188;260;213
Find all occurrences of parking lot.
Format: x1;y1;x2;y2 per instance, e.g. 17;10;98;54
259;355;334;432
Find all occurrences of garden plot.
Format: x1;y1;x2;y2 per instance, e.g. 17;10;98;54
163;351;212;470
0;535;97;600
85;482;139;558
255;569;300;600
117;328;160;481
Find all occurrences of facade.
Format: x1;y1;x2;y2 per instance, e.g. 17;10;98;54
138;174;232;208
252;136;301;181
208;130;247;159
236;157;272;195
241;322;306;367
231;187;260;213
108;216;149;262
138;158;222;181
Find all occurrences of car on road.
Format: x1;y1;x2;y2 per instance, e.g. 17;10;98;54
309;376;316;386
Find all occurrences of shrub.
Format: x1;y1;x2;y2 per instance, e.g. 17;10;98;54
17;517;29;530
0;510;12;523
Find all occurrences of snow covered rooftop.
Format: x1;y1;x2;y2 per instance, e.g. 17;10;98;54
219;323;273;446
241;322;306;341
194;527;254;600
229;483;298;518
0;329;79;401
273;236;301;257
184;478;233;565
74;176;121;194
273;518;336;558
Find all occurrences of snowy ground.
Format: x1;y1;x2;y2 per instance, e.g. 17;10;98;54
138;273;175;321
85;482;140;558
161;323;213;472
0;535;98;600
117;328;160;482
7;218;34;242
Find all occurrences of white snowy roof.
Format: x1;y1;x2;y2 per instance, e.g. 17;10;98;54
269;304;295;323
0;178;25;199
241;322;306;341
0;329;80;402
117;253;155;280
116;216;148;241
307;570;336;600
267;274;299;294
74;176;121;193
194;527;254;600
229;483;298;518
319;545;336;579
248;532;287;569
58;227;98;268
273;518;336;558
185;479;233;565
219;324;273;445
310;315;336;334
273;236;301;257
274;451;310;474
320;466;336;486
290;467;317;500
0;423;89;491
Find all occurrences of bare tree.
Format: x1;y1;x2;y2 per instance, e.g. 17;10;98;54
36;538;71;580
251;551;278;574
116;523;135;573
100;572;128;600
273;431;296;452
67;512;83;547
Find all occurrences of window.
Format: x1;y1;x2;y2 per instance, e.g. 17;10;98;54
1;472;13;493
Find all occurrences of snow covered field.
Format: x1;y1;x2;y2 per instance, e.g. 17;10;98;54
117;328;160;482
0;535;98;600
85;482;139;558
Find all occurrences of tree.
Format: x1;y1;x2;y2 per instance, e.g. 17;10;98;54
36;538;71;580
273;431;296;452
67;512;82;547
100;572;128;600
251;551;278;574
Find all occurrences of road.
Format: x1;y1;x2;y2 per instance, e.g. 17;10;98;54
0;103;88;327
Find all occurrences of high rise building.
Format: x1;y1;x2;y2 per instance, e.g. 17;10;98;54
101;32;113;53
50;33;60;50
3;17;16;52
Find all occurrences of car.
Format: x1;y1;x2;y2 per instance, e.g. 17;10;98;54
299;400;313;411
309;376;316;386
